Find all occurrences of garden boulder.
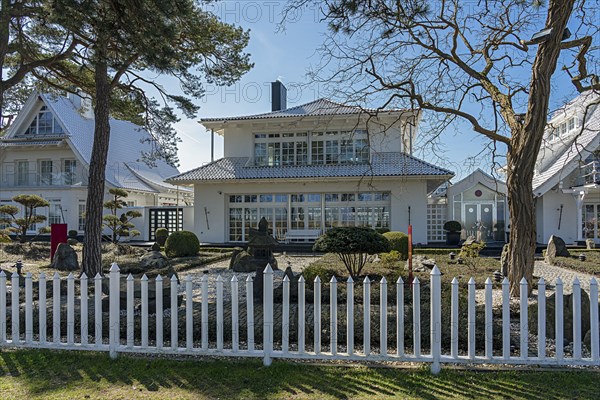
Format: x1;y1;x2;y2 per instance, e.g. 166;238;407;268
139;250;168;270
545;235;570;263
51;243;79;271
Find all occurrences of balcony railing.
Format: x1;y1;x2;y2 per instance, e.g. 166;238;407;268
574;160;600;186
2;171;88;188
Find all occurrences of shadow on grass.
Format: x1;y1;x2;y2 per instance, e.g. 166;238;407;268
0;349;599;399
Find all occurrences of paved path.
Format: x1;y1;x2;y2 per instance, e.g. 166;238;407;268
533;260;596;293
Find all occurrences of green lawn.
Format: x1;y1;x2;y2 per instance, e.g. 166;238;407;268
0;349;598;399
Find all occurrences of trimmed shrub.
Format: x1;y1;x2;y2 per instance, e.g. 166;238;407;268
165;230;200;258
313;227;390;279
155;228;169;246
443;220;462;232
382;231;409;260
68;230;78;238
301;264;339;283
380;250;402;267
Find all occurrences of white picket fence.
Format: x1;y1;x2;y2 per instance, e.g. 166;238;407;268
0;263;598;373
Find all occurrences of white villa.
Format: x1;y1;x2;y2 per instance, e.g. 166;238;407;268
532;91;600;245
0;92;193;240
168;82;454;244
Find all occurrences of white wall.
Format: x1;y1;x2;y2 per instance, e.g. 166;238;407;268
192;178;430;244
536;190;578;244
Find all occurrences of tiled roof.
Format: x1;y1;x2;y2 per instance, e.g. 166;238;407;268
532;92;600;195
168;152;453;183
1;93;187;193
200;98;405;123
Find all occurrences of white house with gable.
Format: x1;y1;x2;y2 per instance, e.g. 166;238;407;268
532;91;600;245
168;81;454;244
0;92;193;240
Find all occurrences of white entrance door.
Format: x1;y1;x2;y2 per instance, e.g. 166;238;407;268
583;204;600;242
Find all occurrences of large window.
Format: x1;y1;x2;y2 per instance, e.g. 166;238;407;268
253;129;369;166
39;160;53;185
48;199;62;225
78;201;86;231
16;160;29;186
64;159;77;185
24;106;64;135
226;191;390;242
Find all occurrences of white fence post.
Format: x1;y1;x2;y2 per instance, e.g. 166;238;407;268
127;274;134;348
330;276;337;356
67;273;75;346
413;277;421;358
39;273;47;344
186;275;193;351
246;276;254;352
380;277;387;357
502;277;510;359
12;272;19;343
363;276;371;356
141;274;149;349
216;275;224;352
232;275;239;353
156;275;163;350
347;277;354;356
451;277;459;359
573;277;581;360
171;274;178;350
94;273;102;346
590;277;599;362
555;277;564;361
396;277;404;357
80;273;88;345
201;274;208;351
282;275;289;354
0;271;5;345
537;278;546;360
314;276;322;355
298;275;306;354
430;266;441;374
468;277;476;360
484;277;493;360
109;263;120;359
52;272;60;344
263;264;274;366
519;277;528;359
25;273;33;344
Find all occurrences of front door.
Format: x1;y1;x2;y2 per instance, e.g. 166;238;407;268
583;204;600;243
463;203;495;241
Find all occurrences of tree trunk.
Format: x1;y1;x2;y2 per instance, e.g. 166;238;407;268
82;50;110;277
0;0;10;129
506;149;537;296
505;0;575;296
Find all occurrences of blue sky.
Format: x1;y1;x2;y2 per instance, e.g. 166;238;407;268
173;1;596;182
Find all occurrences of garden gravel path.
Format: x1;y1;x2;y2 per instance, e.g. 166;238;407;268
533;260;596;293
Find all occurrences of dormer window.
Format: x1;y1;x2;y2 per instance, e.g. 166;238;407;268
23;106;64;135
548;116;578;141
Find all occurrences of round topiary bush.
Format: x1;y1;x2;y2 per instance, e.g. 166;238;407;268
165;230;200;258
382;231;409;260
68;230;78;238
443;220;462;232
155;227;169;246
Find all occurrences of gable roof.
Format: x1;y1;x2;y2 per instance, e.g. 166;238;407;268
1;92;188;193
167;152;453;183
532;91;600;195
200;98;408;125
447;168;507;197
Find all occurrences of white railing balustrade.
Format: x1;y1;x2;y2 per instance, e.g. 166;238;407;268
0;264;598;374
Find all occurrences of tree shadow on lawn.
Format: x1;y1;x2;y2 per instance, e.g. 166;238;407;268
0;349;598;399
